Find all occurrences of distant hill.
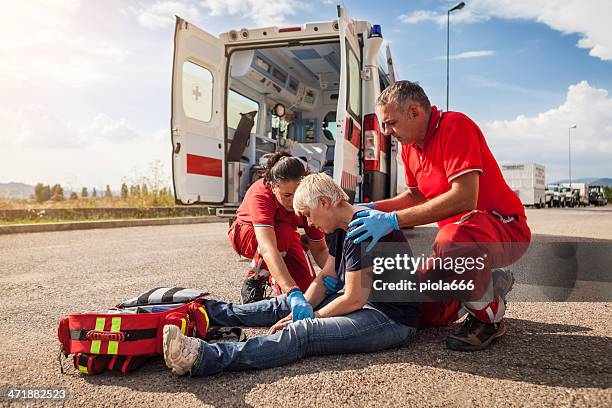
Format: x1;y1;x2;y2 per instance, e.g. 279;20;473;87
0;182;35;198
552;177;612;186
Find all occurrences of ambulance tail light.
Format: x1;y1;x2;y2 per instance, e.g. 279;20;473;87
363;113;379;171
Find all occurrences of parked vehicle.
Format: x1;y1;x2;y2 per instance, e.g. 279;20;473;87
560;183;589;207
501;163;546;208
589;185;608;206
170;6;404;214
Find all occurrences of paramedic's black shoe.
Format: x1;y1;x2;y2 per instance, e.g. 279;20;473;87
492;268;515;304
240;277;267;304
445;314;506;352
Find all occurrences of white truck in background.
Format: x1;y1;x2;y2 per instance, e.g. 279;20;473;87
501;163;546;208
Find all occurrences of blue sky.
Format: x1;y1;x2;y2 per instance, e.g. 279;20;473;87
0;0;610;190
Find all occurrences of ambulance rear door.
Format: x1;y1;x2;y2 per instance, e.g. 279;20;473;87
334;6;362;202
171;17;227;204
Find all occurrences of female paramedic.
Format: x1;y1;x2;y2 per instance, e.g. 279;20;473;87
229;151;328;318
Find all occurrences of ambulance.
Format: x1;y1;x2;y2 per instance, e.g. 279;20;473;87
171;6;406;216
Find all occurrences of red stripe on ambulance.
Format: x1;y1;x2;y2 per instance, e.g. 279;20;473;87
186;154;223;177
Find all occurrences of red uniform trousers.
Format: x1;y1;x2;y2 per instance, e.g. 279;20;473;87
229;221;316;294
419;210;531;327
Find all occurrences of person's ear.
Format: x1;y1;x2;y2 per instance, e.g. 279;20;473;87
409;104;419;119
319;196;332;208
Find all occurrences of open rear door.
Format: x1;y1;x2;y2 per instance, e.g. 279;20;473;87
171;17;226;204
334;6;362;202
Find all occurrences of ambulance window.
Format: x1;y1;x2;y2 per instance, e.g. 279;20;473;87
346;44;361;119
227;90;259;131
323;111;337;141
182;61;213;123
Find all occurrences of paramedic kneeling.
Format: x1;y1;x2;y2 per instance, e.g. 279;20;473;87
162;173;419;376
229;152;328;317
348;81;531;351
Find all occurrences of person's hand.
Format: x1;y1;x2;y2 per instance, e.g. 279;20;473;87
354;202;376;209
322;276;344;295
287;289;314;321
268;314;292;335
347;210;400;253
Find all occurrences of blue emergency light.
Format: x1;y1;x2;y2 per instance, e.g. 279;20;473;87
370;24;382;38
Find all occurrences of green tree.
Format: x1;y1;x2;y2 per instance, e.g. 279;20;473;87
92;187;97;197
142;183;149;197
34;183;51;203
50;184;65;201
105;185;113;198
121;183;129;199
130;185;141;197
605;186;612;203
81;187;88;198
69;191;78;200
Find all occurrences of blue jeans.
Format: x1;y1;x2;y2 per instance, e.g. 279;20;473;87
190;295;417;377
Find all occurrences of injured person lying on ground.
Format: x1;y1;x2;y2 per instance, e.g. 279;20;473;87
162;173;515;376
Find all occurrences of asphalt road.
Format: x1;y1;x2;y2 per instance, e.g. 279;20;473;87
0;207;611;407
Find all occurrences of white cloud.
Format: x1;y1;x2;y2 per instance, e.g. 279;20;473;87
0;1;128;89
82;114;140;142
398;0;612;62
0;105;83;149
0;107;142;150
483;81;612;181
432;50;496;60
0;107;171;188
200;0;309;26
126;1;202;29
399;10;440;24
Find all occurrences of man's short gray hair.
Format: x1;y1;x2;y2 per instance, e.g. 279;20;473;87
377;80;431;111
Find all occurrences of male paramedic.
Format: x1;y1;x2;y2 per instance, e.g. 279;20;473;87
348;80;531;351
162;173;421;376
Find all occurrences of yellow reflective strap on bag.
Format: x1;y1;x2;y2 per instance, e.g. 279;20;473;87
78;365;89;374
198;306;209;331
90;317;106;354
107;317;122;355
180;318;186;334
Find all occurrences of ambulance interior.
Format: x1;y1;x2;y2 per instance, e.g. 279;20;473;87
225;42;342;199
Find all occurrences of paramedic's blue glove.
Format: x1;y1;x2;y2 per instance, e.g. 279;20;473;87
347;210;400;253
323;276;344;295
354;202;376;209
287;289;313;321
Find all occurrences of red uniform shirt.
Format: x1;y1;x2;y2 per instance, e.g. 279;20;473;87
235;178;325;240
401;106;524;228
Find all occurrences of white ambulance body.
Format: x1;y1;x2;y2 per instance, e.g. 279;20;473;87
171;6;406;215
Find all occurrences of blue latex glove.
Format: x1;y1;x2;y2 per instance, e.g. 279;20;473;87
322;276;344;295
287;289;314;321
354;202;376;209
347;210;400;253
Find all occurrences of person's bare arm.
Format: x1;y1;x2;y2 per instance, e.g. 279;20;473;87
303;254;336;309
314;267;372;318
375;187;427;213
396;171;479;228
268;254;336;334
308;238;329;269
254;226;297;292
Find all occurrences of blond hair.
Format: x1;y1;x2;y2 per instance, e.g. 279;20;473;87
293;173;349;213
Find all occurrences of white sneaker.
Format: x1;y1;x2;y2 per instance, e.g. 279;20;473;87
162;325;201;376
